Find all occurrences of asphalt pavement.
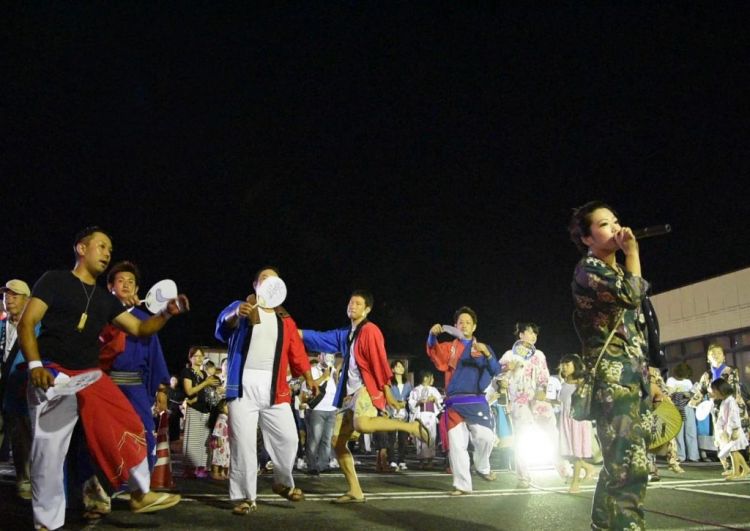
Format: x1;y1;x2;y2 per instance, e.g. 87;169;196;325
3;451;750;530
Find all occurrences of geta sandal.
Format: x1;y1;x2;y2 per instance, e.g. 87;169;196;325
272;484;305;501
232;500;258;515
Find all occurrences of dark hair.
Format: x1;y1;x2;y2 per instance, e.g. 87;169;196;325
514;322;539;337
253;265;281;285
568;201;617;254
672;362;693;380
454;306;478;325
73;226;113;259
350;289;374;310
188;346;204;360
391;359;405;370
207;399;228;431
107;260;141;287
74;226;112;247
389;359;407;384
710;377;734;399
559;353;586;380
419;370;434;383
204;360;215;369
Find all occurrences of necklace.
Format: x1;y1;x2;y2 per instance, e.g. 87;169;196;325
76;280;96;332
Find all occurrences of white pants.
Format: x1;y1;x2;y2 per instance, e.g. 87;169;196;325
27;384;150;530
415;412;438;459
448;422;495;492
228;369;298;502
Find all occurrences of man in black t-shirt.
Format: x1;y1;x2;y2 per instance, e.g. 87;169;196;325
18;227;190;531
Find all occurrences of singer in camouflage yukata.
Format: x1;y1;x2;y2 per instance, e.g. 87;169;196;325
570;201;655;531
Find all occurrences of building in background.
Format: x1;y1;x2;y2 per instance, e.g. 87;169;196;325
651;267;750;383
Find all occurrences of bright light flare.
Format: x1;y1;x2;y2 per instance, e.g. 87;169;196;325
515;424;558;469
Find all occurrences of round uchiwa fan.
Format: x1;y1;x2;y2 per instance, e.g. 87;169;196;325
255;276;287;309
143;279;178;314
511;340;535;360
649;400;683;450
695;400;713;421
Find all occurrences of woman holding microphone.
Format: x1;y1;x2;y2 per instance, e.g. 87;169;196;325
569;201;654;531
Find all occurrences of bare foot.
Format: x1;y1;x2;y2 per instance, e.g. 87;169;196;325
581;463;596;481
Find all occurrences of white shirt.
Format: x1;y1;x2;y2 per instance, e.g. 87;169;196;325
302;364;338;411
666;377;693;393
546;375;562;401
546;375;563;414
346;334;363;396
245;310;278;372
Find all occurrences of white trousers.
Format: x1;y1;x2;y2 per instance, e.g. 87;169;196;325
228;369;298;502
27;384;150;530
415;412;438;459
448;422;495;492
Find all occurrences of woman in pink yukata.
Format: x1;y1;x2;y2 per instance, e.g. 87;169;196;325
498;322;558;487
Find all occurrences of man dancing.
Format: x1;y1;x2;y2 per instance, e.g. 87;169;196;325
427;306;501;495
300;289;429;503
99;261;171;471
19;227;187;531
215;266;317;515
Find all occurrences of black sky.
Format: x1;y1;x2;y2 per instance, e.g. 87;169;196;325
3;4;750;375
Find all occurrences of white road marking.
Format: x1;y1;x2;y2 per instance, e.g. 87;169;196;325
672;486;750;500
176;476;750;502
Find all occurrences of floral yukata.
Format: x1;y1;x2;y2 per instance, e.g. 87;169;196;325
498;344;557;483
689;364;750;447
572;255;653;531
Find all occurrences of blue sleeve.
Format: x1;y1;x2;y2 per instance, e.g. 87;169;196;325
485;345;501;376
146;336;170;397
215;301;242;344
302;328;346;354
427;333;438;347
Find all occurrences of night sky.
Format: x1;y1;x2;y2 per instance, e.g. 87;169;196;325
4;5;749;376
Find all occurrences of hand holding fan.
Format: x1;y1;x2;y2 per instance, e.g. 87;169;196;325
142;279;178;314
255;276;287;309
511;340;536;360
45;370;103;401
442;325;463;339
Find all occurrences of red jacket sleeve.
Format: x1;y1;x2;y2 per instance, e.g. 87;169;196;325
426;340;453;372
99;324;126;372
285;317;311;378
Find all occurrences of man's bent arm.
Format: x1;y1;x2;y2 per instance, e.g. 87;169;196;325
19;298;56;390
18;298;47;364
113;310;171;337
113;295;189;337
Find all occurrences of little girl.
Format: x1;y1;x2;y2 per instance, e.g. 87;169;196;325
711;378;749;480
207;399;230;480
558;354;596;493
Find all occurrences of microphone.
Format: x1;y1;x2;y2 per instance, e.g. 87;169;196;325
633;224;672;239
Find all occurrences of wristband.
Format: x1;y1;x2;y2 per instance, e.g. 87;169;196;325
28;360;43;370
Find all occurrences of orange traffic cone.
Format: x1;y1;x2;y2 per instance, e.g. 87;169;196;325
150;411;177;490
